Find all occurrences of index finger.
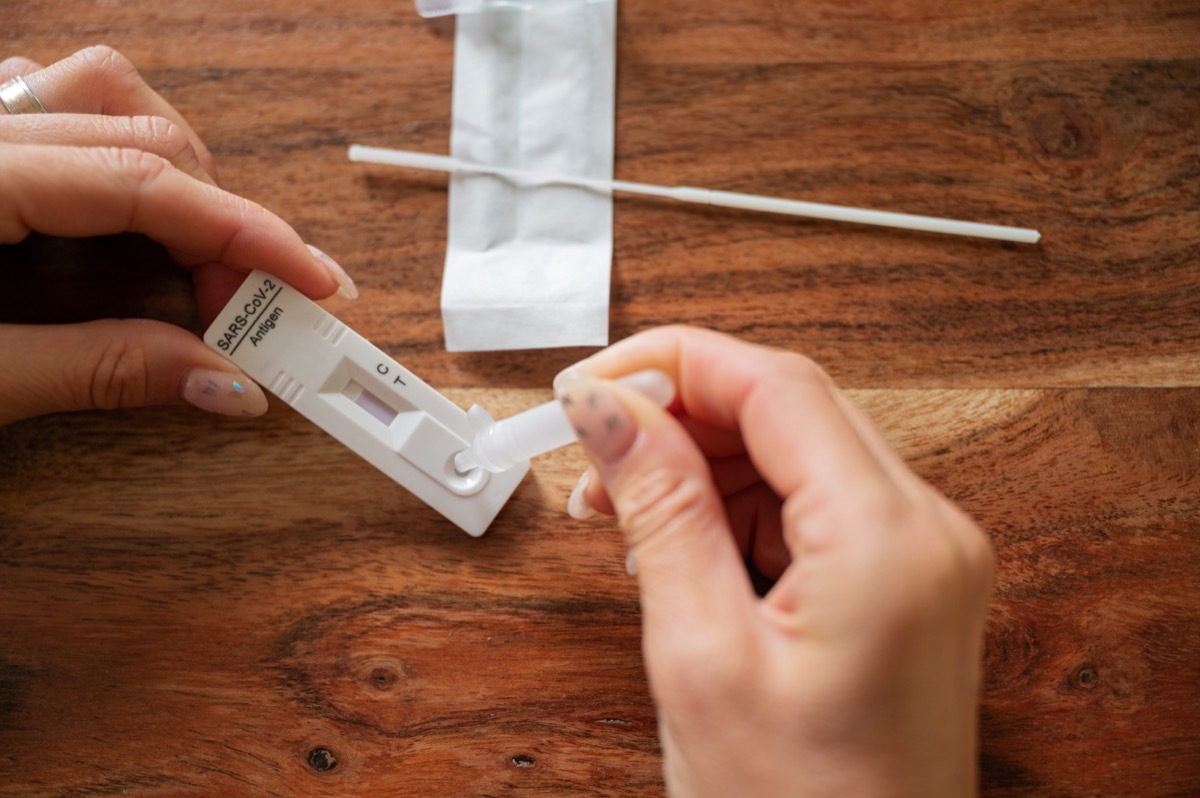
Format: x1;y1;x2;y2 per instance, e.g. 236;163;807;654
575;326;893;501
0;142;339;300
20;46;218;179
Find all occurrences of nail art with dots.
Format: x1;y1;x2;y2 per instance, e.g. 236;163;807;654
555;372;638;466
180;368;269;418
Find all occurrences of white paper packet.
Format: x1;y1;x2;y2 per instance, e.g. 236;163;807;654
414;0;527;16
439;0;617;351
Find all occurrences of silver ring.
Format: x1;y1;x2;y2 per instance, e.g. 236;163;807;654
0;75;48;115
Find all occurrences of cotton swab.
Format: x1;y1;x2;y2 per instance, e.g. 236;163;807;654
348;144;1040;244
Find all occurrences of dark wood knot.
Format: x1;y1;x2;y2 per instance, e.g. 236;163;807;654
308;747;338;772
1031;108;1097;160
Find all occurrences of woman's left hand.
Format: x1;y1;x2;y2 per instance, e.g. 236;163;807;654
0;46;356;426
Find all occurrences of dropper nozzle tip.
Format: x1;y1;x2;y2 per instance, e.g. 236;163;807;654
454;450;478;475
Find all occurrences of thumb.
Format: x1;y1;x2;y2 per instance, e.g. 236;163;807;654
554;371;753;639
0;319;267;425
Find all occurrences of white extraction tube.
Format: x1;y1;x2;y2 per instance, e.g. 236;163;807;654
455;370;676;473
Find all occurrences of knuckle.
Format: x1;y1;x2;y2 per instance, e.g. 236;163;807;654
926;498;993;580
782;477;905;550
102;145;172;182
72;45;142;103
75;44;135;78
614;467;714;549
748;350;830;408
0;56;35;75
890;497;995;620
81;323;151;410
649;632;753;719
777;351;831;392
871;482;920;524
127;115;192;162
949;505;996;597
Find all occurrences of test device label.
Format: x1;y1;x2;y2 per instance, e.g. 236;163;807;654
213;277;285;354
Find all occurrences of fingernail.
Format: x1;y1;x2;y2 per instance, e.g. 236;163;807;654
625;550;638;576
551;367;582;395
180;368;268;417
567;469;596;520
555;373;638;467
307;244;358;300
556;368;676;408
620;369;676;407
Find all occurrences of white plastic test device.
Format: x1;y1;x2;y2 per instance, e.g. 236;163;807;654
203;271;528;536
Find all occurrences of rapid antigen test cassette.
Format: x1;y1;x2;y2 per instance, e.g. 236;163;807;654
203;271;528;536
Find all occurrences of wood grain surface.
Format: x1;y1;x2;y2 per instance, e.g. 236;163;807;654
2;0;1199;795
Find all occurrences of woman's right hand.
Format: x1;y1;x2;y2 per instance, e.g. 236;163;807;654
556;326;995;797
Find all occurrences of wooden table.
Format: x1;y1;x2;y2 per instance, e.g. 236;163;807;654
2;1;1198;795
